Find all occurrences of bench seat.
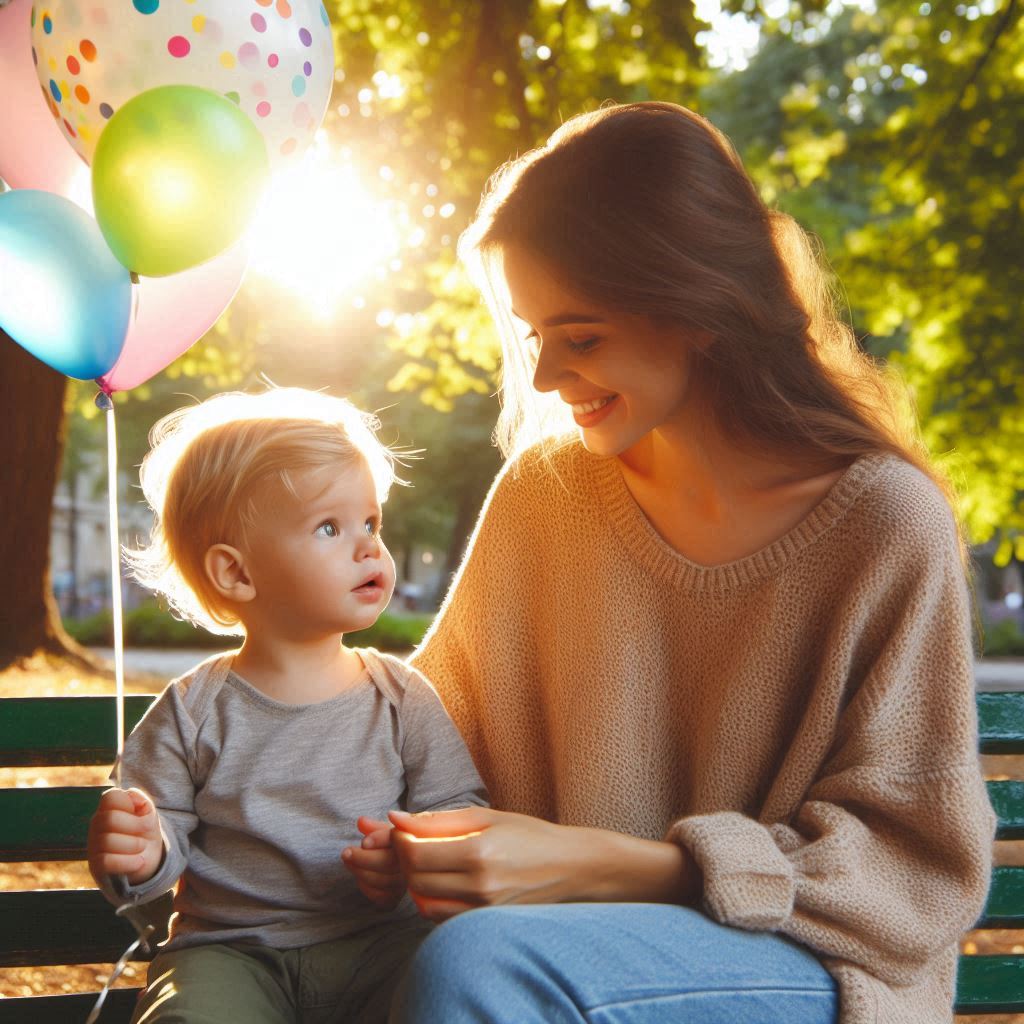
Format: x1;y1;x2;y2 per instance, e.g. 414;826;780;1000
0;691;1021;1020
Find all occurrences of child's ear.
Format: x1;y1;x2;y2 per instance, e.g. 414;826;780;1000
204;545;256;604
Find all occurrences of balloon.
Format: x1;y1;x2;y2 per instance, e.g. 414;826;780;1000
31;0;334;171
0;0;90;205
99;241;249;394
92;85;269;277
0;190;130;380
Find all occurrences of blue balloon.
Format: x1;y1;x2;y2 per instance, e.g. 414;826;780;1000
0;189;131;380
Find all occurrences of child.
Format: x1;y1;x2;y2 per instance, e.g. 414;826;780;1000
86;387;487;1024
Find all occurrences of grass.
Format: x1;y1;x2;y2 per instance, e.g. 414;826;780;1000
2;655;1024;1018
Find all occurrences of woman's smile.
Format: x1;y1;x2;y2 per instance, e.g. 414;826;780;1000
568;393;619;427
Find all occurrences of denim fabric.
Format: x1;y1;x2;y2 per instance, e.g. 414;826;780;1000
391;904;837;1024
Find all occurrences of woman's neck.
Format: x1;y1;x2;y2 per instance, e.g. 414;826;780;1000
614;417;850;566
617;417;793;509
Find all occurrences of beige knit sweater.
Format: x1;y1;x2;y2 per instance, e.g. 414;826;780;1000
411;440;996;1024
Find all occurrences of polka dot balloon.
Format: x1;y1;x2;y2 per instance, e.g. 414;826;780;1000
30;0;334;169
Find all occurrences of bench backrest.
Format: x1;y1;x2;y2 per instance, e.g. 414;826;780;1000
0;692;1022;1020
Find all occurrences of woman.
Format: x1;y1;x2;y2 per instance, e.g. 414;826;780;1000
342;102;994;1023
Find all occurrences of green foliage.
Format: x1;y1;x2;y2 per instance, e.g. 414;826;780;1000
703;2;1024;546
58;0;1023;567
349;609;435;651
983;618;1024;658
63;602;222;649
63;601;433;653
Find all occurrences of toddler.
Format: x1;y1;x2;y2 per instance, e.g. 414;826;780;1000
86;387;486;1024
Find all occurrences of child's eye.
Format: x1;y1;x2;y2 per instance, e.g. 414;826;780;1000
364;518;379;537
567;337;599;354
315;521;339;538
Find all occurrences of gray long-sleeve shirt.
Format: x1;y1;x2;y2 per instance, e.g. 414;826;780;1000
101;647;487;950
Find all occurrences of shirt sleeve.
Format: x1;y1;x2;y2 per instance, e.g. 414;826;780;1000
667;521;996;989
398;667;489;813
98;684;200;908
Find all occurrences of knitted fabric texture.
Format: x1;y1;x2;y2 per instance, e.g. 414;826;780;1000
411;441;996;1024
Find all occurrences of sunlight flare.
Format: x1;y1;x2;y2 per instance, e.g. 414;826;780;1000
248;133;405;319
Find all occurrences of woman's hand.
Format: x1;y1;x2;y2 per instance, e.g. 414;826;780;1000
341;816;407;910
389;806;700;922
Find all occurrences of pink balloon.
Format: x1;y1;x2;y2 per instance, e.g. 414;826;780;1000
0;0;90;205
99;242;249;394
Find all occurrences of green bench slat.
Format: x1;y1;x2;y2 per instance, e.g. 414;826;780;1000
0;697;155;767
0;957;1015;1018
1;868;1019;961
978;691;1024;754
0;780;1015;862
955;954;1024;1014
1;691;1020;764
0;988;140;1024
0;890;171;967
0;692;1023;1016
0;786;105;861
978;866;1024;928
987;779;1024;840
1;781;1023;864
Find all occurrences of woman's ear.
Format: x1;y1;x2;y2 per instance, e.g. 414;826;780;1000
204;544;256;605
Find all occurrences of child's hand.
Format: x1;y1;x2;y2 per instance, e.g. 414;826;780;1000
87;788;163;887
341;816;407;910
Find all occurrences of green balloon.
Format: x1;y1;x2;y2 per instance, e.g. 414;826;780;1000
92;85;269;278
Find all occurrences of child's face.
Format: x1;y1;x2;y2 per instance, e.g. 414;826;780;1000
240;457;396;637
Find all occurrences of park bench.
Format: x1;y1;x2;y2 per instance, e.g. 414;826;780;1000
1;691;1024;1021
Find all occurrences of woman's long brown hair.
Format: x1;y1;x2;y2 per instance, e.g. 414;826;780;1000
459;101;965;558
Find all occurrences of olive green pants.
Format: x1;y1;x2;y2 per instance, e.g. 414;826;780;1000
131;917;433;1024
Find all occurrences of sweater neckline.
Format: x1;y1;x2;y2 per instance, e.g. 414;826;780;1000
591;449;892;592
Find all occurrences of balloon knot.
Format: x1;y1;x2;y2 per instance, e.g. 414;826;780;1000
95;391;114;411
130;271;140;285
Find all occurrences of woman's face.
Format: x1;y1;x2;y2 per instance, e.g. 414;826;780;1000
502;245;697;457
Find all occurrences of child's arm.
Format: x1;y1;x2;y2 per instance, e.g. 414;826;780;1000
342;665;487;908
87;788;164;886
397;668;489;814
92;681;203;905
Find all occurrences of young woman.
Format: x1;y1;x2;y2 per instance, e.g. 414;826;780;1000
342;102;995;1024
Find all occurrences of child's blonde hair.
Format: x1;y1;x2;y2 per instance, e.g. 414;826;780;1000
127;388;401;636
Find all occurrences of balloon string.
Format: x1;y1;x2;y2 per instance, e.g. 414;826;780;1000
84;907;155;1024
98;392;126;787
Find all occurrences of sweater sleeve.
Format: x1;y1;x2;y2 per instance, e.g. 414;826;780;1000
668;521;996;988
398;667;490;813
99;684;200;907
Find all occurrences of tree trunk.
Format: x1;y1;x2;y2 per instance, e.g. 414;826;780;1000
442;488;481;588
0;331;96;668
67;472;80;619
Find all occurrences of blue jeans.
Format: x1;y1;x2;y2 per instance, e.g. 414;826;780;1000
391;904;838;1024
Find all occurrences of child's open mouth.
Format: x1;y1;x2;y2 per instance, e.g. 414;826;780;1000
352;573;383;596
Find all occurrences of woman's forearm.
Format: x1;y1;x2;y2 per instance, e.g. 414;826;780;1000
572;826;702;906
388;807;703;914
